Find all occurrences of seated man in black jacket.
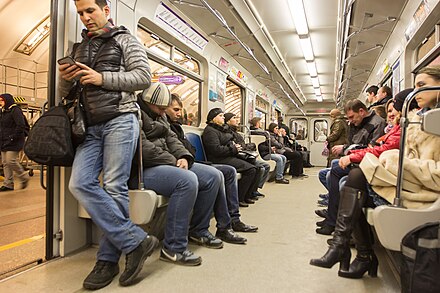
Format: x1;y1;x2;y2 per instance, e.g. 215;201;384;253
166;94;258;234
224;112;270;199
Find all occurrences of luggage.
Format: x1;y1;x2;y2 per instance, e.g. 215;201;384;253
23;105;75;166
401;221;440;293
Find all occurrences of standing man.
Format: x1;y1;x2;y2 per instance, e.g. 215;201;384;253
59;0;155;290
325;109;347;167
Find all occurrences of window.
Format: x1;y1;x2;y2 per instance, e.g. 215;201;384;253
290;118;308;140
225;79;243;124
314;120;328;142
255;109;267;130
417;31;436;63
137;26;202;126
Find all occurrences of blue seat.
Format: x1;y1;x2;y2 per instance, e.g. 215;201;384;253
186;132;207;161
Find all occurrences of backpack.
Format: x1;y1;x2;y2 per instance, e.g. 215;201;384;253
401;221;440;293
24;105;75;166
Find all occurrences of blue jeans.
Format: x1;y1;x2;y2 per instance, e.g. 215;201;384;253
69;113;146;263
141;165;198;253
214;164;241;224
327;159;351;226
256;159;270;188
189;163;222;236
270;154;287;180
318;168;331;191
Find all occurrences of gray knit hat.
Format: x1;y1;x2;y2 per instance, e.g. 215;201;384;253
139;82;170;107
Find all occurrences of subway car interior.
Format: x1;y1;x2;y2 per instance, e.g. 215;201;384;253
0;0;440;291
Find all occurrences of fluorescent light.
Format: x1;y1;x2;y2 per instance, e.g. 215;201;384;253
14;15;51;55
311;76;320;88
316;95;323;102
306;61;318;77
314;87;322;96
299;36;314;61
288;0;309;35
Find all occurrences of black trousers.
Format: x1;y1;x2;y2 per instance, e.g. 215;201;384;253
284;151;304;176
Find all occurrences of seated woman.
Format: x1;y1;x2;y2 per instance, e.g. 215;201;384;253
202;108;260;206
267;123;307;179
251;118;289;184
310;66;440;279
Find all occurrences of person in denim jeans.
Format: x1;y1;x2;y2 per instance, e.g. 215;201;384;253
59;0;155;290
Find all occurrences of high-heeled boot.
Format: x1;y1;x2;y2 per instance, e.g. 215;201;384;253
338;212;378;278
310;186;365;271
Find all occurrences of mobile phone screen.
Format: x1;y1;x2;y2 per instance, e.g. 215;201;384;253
57;56;76;65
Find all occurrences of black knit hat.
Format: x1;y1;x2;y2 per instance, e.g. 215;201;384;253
393;88;418;112
224;112;236;123
206;108;223;123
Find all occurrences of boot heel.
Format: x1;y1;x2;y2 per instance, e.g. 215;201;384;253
368;255;378;277
339;250;351;272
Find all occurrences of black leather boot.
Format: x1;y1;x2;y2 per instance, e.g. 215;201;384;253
338;212;378;279
310;186;365;271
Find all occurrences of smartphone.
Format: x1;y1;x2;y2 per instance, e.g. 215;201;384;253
57;56;76;65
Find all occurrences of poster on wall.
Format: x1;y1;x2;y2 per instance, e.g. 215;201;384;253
217;70;227;103
208;71;218;102
247;89;255;122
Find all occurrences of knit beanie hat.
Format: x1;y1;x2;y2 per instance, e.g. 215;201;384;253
206;108;223;123
139;82;170;107
393;88;418;112
224;112;236;123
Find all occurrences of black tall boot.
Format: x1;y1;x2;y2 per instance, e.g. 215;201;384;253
338;212;378;278
310;186;365;271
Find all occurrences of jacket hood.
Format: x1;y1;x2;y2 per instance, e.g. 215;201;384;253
0;93;16;110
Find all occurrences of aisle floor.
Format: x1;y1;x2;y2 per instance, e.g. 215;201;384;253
0;168;400;292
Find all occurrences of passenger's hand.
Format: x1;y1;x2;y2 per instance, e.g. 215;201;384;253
75;62;103;86
338;156;351;169
59;63;81;81
235;143;243;151
271;146;276;152
176;158;188;170
331;145;344;155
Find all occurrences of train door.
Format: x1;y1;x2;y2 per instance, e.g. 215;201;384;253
0;0;53;279
309;118;330;167
289;117;308;147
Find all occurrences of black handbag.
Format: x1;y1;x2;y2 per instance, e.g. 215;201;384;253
65;85;86;147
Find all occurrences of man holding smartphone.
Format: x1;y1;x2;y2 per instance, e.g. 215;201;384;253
58;0;153;290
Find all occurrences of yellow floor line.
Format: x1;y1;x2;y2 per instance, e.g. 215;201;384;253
0;234;45;252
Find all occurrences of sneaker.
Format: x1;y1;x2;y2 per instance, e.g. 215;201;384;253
119;235;159;286
215;228;247;244
231;221;258;232
83;260;119;290
275;178;290;184
0;186;14;192
160;248;202;266
189;232;223;249
317;198;329;207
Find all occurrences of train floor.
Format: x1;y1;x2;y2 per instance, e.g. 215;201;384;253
0;167;400;292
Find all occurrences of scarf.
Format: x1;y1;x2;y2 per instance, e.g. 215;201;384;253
87;19;115;38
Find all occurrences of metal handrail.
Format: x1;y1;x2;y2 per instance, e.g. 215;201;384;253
393;86;440;207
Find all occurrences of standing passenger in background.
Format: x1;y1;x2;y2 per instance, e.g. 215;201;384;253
278;116;290;137
326;109;347;167
59;0;154;289
0;93;30;191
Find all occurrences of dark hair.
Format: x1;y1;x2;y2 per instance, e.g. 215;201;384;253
344;99;367;113
366;85;379;95
170;93;183;107
74;0;108;8
372;105;386;119
380;85;392;97
268;122;278;133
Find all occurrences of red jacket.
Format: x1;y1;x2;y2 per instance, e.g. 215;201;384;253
348;124;401;163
